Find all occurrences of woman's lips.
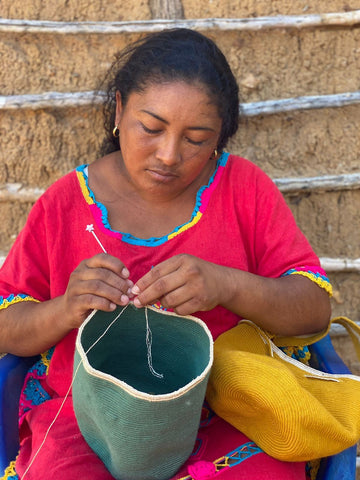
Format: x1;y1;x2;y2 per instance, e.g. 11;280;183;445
147;169;177;182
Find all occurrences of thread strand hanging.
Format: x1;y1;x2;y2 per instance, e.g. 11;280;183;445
22;304;130;479
86;224;164;379
145;306;164;379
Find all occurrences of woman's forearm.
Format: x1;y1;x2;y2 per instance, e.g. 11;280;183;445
0;297;73;356
0;254;136;356
218;267;331;336
132;255;331;334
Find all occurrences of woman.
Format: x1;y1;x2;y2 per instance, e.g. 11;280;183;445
0;29;331;479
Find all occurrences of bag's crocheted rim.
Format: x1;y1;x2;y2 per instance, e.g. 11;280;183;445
240;319;360;382
75;305;214;402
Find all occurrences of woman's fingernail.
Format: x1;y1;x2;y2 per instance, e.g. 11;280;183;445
132;285;140;295
133;298;142;308
109;303;117;310
121;267;130;278
120;294;129;305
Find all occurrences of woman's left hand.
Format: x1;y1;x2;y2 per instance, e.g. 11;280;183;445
131;254;331;336
131;254;230;316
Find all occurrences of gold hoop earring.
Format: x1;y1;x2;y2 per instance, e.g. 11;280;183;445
213;149;218;158
112;125;120;138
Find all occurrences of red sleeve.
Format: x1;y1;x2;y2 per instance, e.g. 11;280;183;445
0;196;51;309
234;157;332;295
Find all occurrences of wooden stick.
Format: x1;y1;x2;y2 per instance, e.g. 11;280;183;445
331;322;360;336
242;92;360;117
0;91;104;110
1;172;359;204
320;257;360;273
274;173;360;194
1;10;360;34
0;184;45;203
2;91;360;116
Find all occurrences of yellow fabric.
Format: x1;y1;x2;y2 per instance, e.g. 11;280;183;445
206;316;360;462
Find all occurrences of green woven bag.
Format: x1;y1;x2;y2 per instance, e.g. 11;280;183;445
72;304;213;480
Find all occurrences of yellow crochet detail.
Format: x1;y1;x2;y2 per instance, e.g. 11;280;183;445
40;350;52;374
168;211;202;239
288;271;333;297
0;295;39;311
76;170;94;205
214;455;229;469
307;458;321;480
176;451;239;479
0;459;17;479
281;345;311;365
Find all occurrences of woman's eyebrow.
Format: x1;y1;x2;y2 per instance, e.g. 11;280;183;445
141;110;215;131
141;110;169;124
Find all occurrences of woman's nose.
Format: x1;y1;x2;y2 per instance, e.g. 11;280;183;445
155;135;181;166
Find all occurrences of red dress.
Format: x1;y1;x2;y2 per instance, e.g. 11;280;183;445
0;153;331;479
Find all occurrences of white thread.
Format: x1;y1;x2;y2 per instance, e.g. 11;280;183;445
86;224;107;253
145;306;164;379
21;304;164;477
21;226;164;476
86;223;163;379
21;305;130;479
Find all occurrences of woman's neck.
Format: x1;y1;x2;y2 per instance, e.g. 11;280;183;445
87;153;212;239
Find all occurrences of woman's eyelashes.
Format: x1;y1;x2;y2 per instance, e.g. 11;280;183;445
140;122;205;146
141;123;161;135
186;137;204;146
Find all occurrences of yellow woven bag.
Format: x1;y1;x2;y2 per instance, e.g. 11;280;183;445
206;317;360;462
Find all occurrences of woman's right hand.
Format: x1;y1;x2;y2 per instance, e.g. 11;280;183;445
61;253;133;329
0;253;133;356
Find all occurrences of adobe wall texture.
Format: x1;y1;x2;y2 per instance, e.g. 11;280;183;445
2;0;360;20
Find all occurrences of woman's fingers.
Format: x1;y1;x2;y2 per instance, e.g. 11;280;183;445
72;265;133;296
75;254;132;290
132;256;185;307
63;254;134;326
80;253;131;281
132;255;221;313
75;278;132;306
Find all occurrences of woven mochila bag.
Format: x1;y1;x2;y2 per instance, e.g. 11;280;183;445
72;304;213;480
206;316;360;462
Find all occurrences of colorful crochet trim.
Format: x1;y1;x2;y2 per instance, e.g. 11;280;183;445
178;442;263;479
0;460;18;480
280;345;311;365
76;153;229;247
0;294;39;311
0;350;54;479
306;458;321;480
282;266;333;296
19;348;54;423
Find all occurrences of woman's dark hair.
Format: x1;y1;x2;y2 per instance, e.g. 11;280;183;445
99;28;239;156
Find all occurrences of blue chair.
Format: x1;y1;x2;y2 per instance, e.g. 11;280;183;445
0;354;38;474
0;335;357;479
308;335;357;480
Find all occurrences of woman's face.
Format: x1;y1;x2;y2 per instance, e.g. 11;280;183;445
114;81;222;202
